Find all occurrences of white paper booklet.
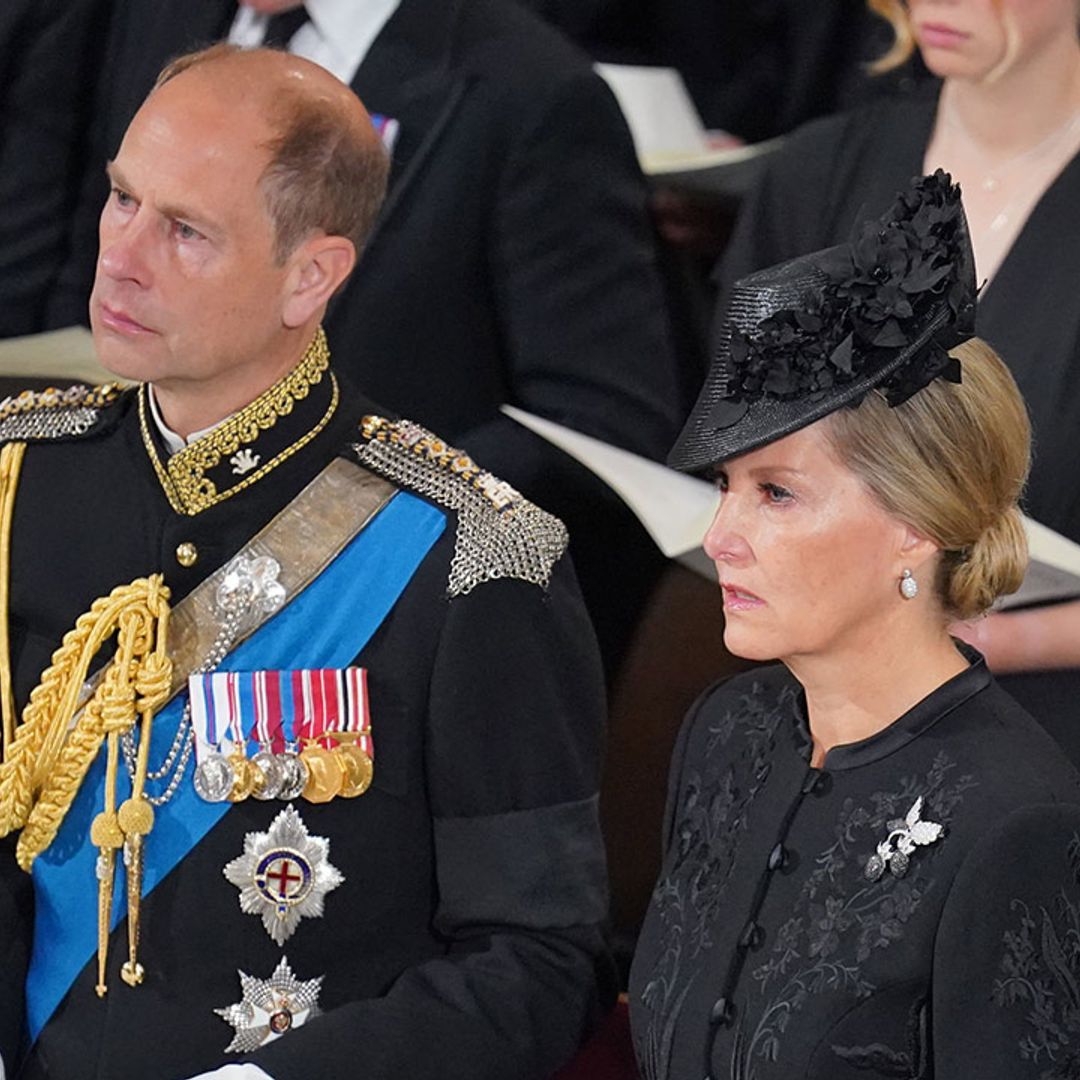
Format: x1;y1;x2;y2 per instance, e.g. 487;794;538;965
594;63;711;168
502;406;1080;612
0;326;117;385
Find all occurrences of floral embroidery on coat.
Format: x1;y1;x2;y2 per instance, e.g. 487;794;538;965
730;751;976;1080
993;833;1080;1079
636;680;789;1080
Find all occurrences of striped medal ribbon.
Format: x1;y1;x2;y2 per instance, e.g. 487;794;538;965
190;670;373;804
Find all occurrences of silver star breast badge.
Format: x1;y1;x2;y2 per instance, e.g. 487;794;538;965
223;804;344;945
865;795;944;881
216;955;323;1053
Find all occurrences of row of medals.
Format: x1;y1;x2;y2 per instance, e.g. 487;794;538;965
193;731;373;804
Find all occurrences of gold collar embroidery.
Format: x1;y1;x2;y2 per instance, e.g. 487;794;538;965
140;327;338;516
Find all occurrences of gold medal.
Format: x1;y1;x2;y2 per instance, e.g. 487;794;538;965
329;732;373;798
227;750;257;803
335;744;373;798
300;743;343;804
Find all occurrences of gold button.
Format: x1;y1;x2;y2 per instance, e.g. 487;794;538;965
175;542;198;568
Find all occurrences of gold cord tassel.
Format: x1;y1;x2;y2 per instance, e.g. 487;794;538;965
0;575;172;997
0;440;26;759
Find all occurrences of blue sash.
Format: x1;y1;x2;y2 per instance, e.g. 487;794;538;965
26;490;445;1039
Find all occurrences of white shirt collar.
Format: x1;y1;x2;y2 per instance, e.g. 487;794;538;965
230;0;403;86
147;386;230;456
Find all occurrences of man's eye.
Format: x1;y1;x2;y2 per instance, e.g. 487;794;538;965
174;221;203;242
113;188;134;209
713;470;729;494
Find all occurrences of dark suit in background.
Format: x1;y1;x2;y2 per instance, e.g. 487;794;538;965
0;0;111;337
525;0;921;143
48;0;684;675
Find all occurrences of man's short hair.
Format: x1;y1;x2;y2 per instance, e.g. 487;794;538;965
155;44;390;263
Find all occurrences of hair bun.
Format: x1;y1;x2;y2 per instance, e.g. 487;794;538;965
947;507;1027;621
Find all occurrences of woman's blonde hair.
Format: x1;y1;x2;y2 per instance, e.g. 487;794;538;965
867;0;917;74
826;338;1030;620
867;0;1026;79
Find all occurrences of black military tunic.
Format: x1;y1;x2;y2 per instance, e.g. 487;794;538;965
630;657;1080;1080
0;358;610;1080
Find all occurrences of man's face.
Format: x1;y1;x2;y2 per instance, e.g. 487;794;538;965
89;74;292;389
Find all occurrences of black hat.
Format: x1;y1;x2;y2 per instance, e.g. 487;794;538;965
668;171;977;473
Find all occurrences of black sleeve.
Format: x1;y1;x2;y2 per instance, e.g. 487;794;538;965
0;0;110;336
484;67;683;470
932;801;1080;1077
250;556;614;1080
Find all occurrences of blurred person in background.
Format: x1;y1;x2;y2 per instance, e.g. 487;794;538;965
0;0;111;337
523;0;918;143
713;0;1080;758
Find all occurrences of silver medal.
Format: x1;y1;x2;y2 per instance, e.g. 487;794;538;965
223;804;343;945
250;749;285;801
216;955;323;1053
194;752;236;803
275;751;309;801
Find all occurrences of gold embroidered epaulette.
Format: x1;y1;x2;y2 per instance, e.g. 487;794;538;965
354;416;568;597
0;383;124;443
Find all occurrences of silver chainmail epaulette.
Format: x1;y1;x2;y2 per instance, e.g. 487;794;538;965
354;416;569;598
0;383;123;442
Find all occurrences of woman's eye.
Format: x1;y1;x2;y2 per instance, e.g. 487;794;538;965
760;482;794;503
713;471;729;494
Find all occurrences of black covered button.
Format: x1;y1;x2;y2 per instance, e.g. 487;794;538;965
767;842;788;871
738;920;764;950
801;769;832;796
709;996;735;1027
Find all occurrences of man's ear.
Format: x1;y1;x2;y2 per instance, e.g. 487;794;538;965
282;234;356;329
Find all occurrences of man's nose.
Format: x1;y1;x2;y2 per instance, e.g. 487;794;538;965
97;206;155;286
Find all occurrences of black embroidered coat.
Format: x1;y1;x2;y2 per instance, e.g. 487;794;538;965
629;658;1080;1080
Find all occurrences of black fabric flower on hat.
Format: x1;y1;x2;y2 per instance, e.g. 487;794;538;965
722;170;969;411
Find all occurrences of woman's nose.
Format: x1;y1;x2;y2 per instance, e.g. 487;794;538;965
703;498;751;565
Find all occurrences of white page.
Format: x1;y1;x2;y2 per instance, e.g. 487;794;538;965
594;62;710;163
502;404;717;557
502;405;1080;610
0;326;118;385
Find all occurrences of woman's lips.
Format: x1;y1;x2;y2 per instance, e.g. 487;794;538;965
918;22;970;50
721;583;765;611
99;303;155;335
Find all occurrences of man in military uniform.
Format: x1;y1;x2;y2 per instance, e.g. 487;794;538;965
0;46;609;1080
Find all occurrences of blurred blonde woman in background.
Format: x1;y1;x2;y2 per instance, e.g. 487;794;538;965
714;0;1080;758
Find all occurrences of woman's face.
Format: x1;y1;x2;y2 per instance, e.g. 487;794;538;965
906;0;1079;80
703;421;918;664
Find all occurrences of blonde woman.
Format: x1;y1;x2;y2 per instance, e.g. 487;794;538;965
632;174;1080;1080
714;0;1080;753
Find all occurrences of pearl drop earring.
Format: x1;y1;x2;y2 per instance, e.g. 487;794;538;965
899;569;918;600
